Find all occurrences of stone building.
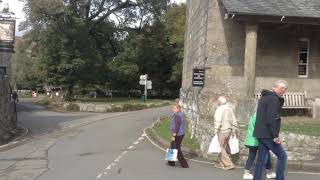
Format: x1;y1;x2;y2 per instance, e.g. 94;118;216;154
180;0;320;154
0;15;17;144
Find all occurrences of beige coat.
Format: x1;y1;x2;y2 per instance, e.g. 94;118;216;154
214;104;238;134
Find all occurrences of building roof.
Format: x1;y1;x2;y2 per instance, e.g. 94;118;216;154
221;0;320;19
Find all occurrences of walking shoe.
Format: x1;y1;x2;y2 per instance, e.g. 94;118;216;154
242;172;253;179
214;164;225;169
266;172;276;179
223;165;235;170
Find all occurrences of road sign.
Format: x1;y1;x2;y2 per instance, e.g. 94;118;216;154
147;80;152;89
139;74;148;101
139;80;146;85
140;75;147;81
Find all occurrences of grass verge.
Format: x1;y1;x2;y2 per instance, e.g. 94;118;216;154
152;117;200;151
281;122;320;136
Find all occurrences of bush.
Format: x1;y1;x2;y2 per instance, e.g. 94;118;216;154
63;95;76;102
108;105;123;112
66;103;80;111
162;101;171;106
122;104;147;111
37;97;50;106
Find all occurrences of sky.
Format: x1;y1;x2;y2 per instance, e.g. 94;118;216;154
1;0;186;37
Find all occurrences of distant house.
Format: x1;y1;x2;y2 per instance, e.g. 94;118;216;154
180;0;320;120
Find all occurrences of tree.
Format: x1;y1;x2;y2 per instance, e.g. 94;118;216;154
111;3;186;96
10;36;44;90
20;0;168;96
163;3;186;89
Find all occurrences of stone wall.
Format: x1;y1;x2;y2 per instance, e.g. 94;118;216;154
62;101;171;112
182;0;255;123
186;117;320;163
182;0;209;90
0;51;16;144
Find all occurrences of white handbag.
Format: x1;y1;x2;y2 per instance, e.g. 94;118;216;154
165;148;178;161
208;134;221;154
228;135;240;154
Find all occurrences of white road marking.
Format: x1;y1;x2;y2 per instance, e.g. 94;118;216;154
96;173;102;179
110;162;116;166
121;151;128;156
96;136;144;178
114;155;122;162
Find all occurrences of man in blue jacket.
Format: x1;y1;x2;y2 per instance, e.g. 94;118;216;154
253;80;288;180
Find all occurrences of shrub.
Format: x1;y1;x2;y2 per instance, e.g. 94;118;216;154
37;97;50;106
66;103;80;111
63;95;76;102
122;104;147;111
109;105;123;112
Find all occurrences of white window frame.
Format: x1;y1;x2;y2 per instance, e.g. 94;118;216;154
298;38;309;78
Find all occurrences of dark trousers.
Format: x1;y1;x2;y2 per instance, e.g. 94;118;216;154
168;135;189;168
244;146;272;171
253;138;287;180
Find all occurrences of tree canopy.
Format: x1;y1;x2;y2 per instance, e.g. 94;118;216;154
13;1;186;98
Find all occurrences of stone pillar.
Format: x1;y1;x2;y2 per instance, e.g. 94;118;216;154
0;15;16;144
244;23;258;97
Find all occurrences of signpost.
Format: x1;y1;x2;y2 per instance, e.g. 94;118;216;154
0;14;15;53
139;74;152;102
192;68;205;87
0;20;15;43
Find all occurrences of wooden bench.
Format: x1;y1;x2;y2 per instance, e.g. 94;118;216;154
254;91;311;109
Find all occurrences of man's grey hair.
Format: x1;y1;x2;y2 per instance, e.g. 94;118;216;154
273;80;288;89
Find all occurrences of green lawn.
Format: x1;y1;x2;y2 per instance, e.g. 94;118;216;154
152;117;200;151
281;122;320;136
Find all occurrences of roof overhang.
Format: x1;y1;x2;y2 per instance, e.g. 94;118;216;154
220;0;320;25
224;13;320;25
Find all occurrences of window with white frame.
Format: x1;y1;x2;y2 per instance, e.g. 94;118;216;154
298;39;309;78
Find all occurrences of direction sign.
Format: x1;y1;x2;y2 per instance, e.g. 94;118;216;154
147;80;152;89
140;75;147;81
139;80;146;85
